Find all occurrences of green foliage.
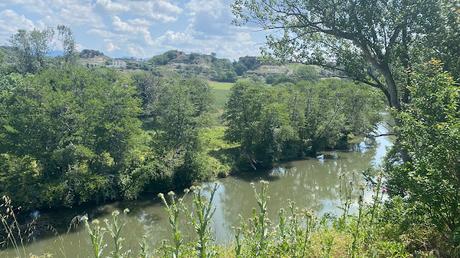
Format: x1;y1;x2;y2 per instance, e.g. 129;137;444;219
188;185;218;258
148;50;242;82
266;65;320;85
211;59;237;83
79;49;105;58
8;26;78;75
386;62;460;255
223;79;382;168
0;65;218;210
9;28;54;74
83;209;131;258
292;65;320;82
233;56;261;76
131;72;215;189
76;181;415;257
149;50;179;65
232;0;459;110
56;25;78;66
0;67;150;209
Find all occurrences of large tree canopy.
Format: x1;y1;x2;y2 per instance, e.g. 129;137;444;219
232;0;459;110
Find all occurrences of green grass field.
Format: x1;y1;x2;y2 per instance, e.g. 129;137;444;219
208;81;234;90
209;81;233;109
208;81;233;125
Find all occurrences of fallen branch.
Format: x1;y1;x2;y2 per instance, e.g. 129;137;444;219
374;133;395;137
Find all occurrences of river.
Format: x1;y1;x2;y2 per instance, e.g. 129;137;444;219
0;121;393;257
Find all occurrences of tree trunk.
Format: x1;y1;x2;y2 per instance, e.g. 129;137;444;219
380;64;401;110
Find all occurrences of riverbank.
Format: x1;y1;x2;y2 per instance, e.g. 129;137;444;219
0;121;392;256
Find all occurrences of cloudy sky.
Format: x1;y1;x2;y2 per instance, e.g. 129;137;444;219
0;0;266;59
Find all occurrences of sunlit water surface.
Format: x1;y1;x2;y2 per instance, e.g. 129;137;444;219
1;122;393;257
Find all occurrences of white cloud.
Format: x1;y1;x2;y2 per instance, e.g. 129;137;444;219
0;9;36;43
96;0;129;13
0;0;263;59
156;0;183;14
187;0;226;17
127;44;146;57
57;3;103;27
158;30;194;44
106;42;120;52
95;0;182;23
88;28;116;38
112;16;156;46
6;0;102;27
157;27;259;59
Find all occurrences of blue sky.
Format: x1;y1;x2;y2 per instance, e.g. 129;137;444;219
0;0;266;59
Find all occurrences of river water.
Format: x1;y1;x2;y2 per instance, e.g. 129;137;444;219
1;122;392;257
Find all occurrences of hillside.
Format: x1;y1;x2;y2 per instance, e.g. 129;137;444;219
76;49;328;83
1;45;330;83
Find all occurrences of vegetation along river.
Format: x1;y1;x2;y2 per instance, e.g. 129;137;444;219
1;121;393;257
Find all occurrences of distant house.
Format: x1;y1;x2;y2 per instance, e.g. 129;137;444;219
109;59;127;69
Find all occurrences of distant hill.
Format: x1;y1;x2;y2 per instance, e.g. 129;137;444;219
147;50;239;82
79;49;105;58
2;46;334;83
78;49;111;68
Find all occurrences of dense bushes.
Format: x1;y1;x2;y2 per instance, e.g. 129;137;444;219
0;68;146;209
0;68;215;210
223;78;383;169
385;62;460;255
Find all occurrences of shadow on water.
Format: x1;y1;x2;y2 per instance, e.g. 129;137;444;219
1;119;394;257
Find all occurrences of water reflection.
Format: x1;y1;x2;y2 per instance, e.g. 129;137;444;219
1;123;392;257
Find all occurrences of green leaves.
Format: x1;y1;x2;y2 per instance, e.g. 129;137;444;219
223;78;382;168
0;67;147;209
232;0;459;110
386;64;460;253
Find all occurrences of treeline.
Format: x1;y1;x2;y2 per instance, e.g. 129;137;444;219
147;51;322;84
0;69;380;211
0;27;382;211
0;67;215;210
231;0;460;254
224;79;383;169
148;50;261;82
2;59;458;257
0;27;218;209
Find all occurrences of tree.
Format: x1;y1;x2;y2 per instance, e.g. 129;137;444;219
293;65;320;82
10;28;54;74
232;0;458;110
0;48;6;75
131;71;162;122
385;62;460;253
131;73;214;188
223;80;268;167
0;67;150;209
223;79;381;168
79;49;105;58
57;25;77;65
9;26;80;74
238;56;261;71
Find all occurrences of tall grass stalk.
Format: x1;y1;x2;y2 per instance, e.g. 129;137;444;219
350;187;365;258
0;196;26;258
188;184;218;258
83;217;106;258
233;226;242;257
158;190;187;257
250;180;270;256
339;181;354;227
104;209;130;258
300;209;316;257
